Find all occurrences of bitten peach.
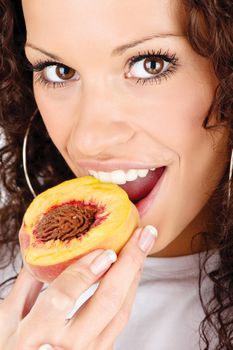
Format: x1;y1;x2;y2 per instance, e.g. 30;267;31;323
19;176;140;283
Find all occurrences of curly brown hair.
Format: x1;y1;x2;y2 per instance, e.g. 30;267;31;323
0;1;233;349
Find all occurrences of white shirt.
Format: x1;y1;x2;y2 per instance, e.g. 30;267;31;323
114;249;219;350
0;249;219;349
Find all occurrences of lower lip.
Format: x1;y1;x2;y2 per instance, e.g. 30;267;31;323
135;167;167;218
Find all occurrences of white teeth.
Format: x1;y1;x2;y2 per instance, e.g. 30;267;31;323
98;171;112;183
111;170;127;185
126;169;138;182
88;170;100;179
87;167;156;185
137;169;149;177
88;170;96;176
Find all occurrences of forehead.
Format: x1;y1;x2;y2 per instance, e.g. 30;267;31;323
22;0;186;52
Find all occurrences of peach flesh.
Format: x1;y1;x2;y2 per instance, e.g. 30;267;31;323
19;224;113;283
19;175;140;284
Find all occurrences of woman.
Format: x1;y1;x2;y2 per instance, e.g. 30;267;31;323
0;0;232;349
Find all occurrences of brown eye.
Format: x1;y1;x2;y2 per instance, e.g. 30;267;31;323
55;66;76;80
143;57;164;75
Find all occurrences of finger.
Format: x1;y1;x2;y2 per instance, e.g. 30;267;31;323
16;249;116;349
42;249;112;316
63;225;157;349
4;267;44;319
95;272;141;350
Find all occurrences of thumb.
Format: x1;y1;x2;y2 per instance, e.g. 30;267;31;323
5;267;43;319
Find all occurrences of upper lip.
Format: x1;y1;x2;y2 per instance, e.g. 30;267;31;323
77;159;167;172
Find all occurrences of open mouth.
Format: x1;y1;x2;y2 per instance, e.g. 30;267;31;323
118;166;166;205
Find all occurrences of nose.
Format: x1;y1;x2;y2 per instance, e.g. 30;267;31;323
69;85;135;157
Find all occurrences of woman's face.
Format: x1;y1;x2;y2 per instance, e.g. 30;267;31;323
22;0;229;257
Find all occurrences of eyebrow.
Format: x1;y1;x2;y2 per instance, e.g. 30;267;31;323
112;33;185;56
25;32;185;60
25;44;63;61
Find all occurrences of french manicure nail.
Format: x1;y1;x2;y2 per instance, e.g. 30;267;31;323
138;225;158;252
38;344;54;350
90;249;117;275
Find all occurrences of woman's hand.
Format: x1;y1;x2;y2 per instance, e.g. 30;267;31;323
0;225;157;350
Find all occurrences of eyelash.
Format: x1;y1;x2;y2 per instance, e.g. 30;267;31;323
128;48;178;85
26;48;179;88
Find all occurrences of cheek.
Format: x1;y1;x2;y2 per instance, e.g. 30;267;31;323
148;72;227;184
129;65;225;187
33;85;77;154
132;69;228;243
131;69;216;153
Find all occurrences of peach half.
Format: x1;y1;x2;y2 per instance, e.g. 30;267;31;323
19;176;140;283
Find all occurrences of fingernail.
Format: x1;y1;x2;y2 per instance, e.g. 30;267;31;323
38;345;54;350
90;249;117;275
138;225;158;252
